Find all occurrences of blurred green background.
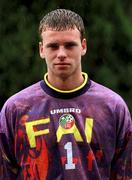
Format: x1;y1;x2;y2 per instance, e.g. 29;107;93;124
0;0;132;112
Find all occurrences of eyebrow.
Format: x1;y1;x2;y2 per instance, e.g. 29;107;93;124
45;41;78;48
45;43;59;48
64;42;78;46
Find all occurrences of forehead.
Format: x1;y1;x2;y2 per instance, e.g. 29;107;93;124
41;28;81;42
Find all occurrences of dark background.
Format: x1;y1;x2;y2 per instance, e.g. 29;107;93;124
0;0;132;112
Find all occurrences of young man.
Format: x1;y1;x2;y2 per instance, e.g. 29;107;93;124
0;9;132;180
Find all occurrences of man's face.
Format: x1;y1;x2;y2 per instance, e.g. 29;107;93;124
39;27;87;79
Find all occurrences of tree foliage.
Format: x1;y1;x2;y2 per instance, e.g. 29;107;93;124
0;0;132;112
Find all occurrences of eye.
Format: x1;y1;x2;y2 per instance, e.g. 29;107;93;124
46;43;59;50
65;42;77;49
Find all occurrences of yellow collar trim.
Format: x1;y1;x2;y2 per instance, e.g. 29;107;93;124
44;72;88;93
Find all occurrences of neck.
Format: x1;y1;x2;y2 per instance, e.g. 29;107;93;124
46;72;84;91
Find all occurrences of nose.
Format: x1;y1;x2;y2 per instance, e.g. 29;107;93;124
57;46;67;60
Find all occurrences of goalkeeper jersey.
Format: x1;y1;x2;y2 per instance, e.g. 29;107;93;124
0;72;132;180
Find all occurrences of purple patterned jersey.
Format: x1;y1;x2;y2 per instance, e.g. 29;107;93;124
0;73;132;180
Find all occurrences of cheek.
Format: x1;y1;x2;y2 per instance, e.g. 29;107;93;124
45;53;56;66
75;46;83;55
44;52;52;61
45;50;57;59
73;49;82;60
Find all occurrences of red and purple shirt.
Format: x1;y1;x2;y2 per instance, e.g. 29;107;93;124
0;73;132;180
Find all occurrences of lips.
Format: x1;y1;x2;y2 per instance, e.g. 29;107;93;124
54;63;70;69
55;63;70;66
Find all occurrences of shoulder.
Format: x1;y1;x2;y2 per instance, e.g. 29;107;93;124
89;80;131;127
0;81;46;132
90;80;126;105
1;81;43;112
89;80;131;117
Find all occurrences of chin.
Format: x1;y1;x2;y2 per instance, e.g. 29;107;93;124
56;72;71;79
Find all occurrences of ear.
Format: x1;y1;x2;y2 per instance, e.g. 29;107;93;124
39;42;45;59
81;38;87;56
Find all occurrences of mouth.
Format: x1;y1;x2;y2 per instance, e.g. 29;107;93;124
55;63;70;65
54;63;71;69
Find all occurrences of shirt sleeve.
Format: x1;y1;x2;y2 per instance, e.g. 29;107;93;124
0;102;19;180
110;101;132;180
